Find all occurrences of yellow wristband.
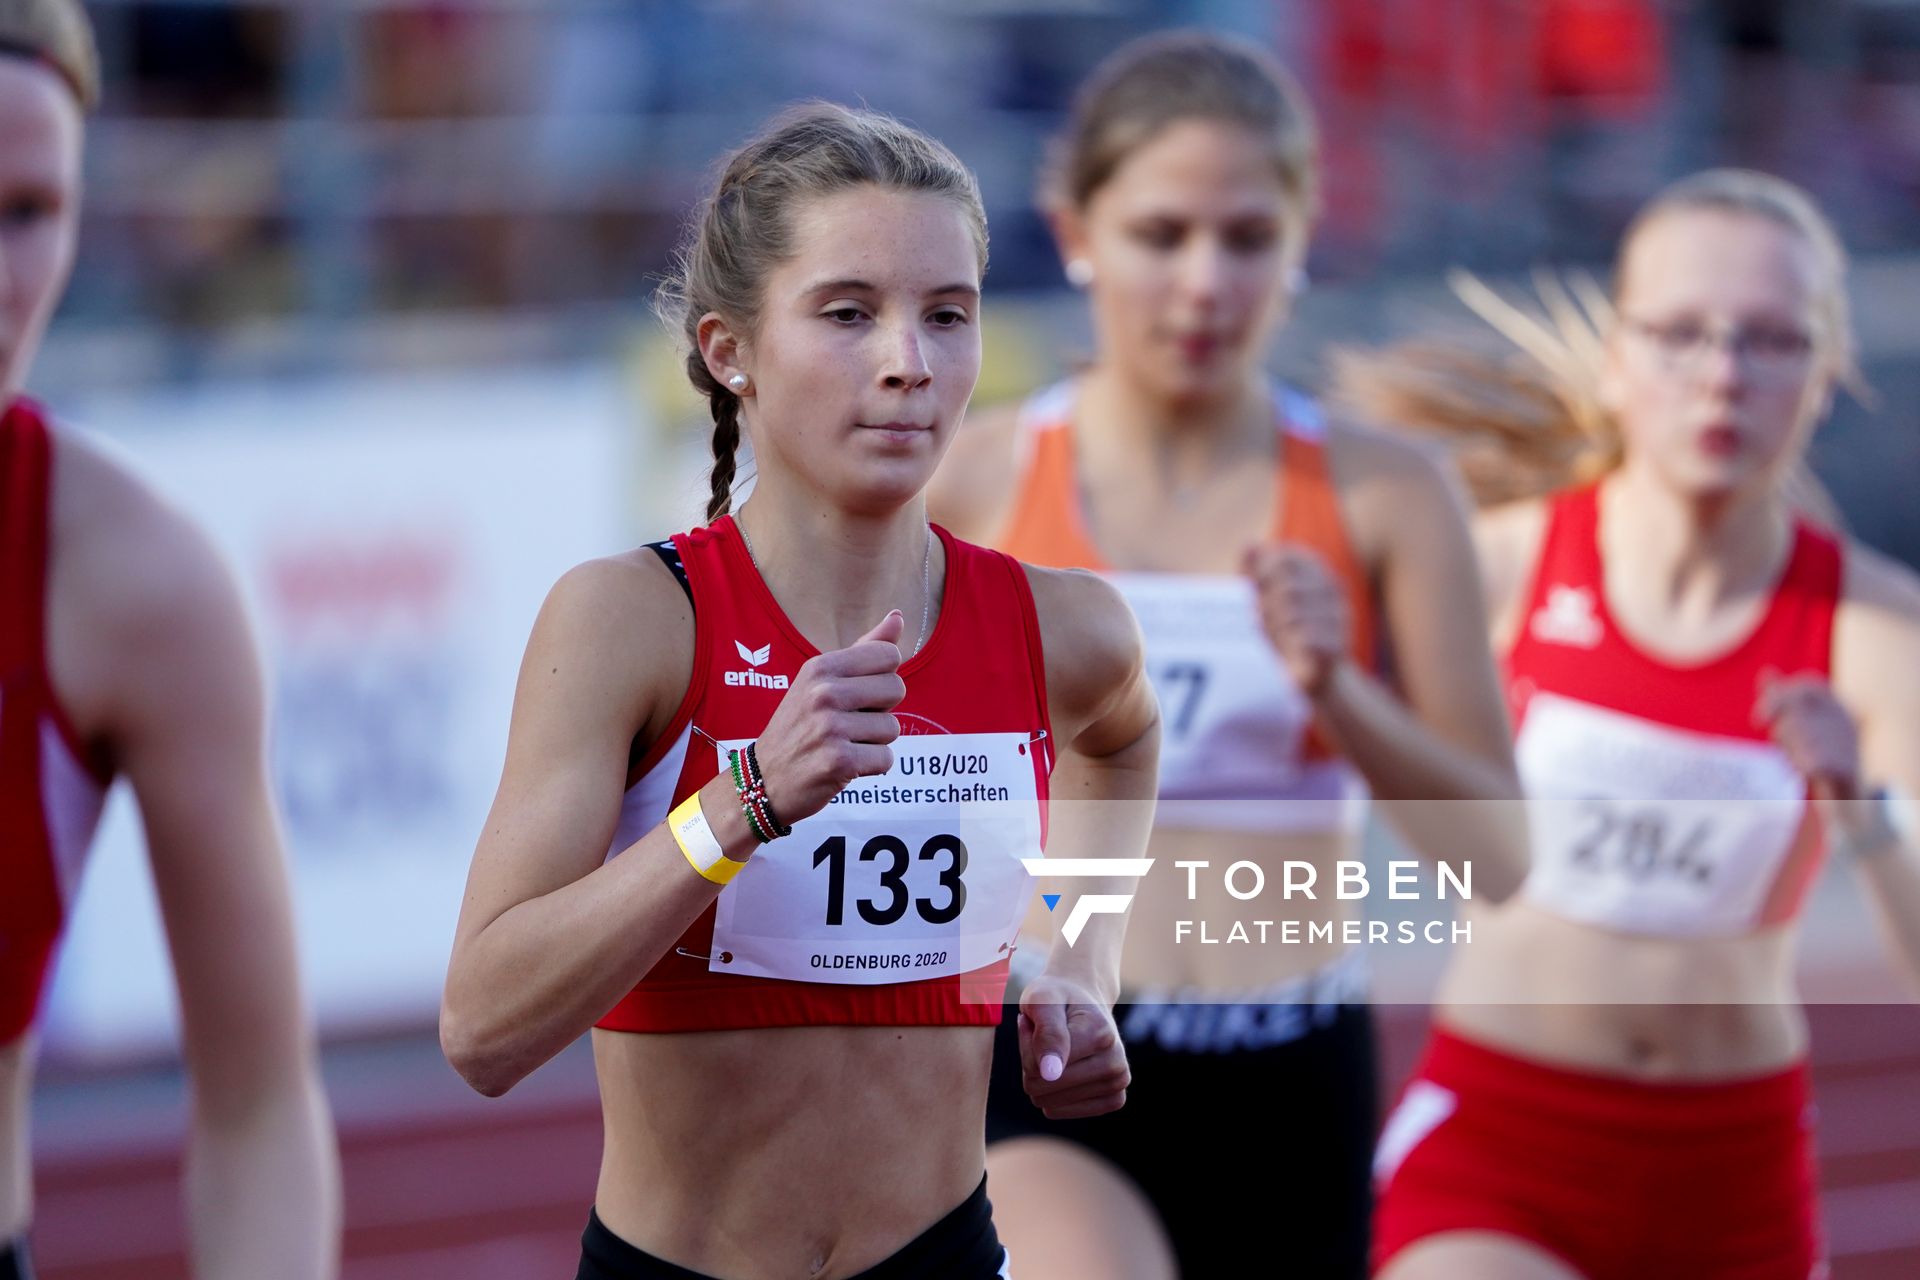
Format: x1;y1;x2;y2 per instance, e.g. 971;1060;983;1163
671;792;743;885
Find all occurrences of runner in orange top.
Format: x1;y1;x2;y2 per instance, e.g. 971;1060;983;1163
932;31;1526;1280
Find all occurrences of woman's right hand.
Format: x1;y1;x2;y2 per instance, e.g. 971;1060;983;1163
749;610;908;824
1244;542;1351;700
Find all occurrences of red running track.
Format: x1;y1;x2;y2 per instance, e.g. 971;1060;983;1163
25;1005;1920;1278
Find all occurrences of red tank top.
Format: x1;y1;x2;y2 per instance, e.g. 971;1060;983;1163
595;517;1051;1033
1;400;110;1044
1505;484;1840;936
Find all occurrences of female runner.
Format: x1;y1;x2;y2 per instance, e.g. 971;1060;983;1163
1;3;338;1276
1343;168;1920;1279
931;32;1526;1279
440;103;1160;1280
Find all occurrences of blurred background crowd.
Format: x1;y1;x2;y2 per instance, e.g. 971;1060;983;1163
35;0;1920;548
23;3;1920;1276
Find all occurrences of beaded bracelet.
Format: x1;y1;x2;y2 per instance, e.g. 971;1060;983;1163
742;742;794;839
742;786;779;845
726;745;794;844
727;748;774;843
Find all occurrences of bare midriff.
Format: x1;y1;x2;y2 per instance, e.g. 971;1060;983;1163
1436;899;1805;1079
592;1022;993;1279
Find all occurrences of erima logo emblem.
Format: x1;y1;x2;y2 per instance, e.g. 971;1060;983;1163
1019;858;1154;945
1529;585;1602;649
725;640;790;689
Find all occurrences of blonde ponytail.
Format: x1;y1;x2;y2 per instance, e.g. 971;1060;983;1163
1329;269;1619;508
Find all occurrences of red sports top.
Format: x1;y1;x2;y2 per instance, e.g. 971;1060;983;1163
595;517;1051;1033
1505;484;1840;936
1;400;110;1044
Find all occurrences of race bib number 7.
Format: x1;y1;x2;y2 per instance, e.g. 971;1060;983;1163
708;732;1043;983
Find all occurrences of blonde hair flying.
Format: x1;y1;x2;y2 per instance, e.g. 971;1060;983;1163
1332;169;1861;521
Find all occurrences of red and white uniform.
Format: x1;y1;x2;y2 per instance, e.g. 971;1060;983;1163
1;400;110;1045
1373;483;1836;1280
1507;482;1835;937
596;517;1051;1033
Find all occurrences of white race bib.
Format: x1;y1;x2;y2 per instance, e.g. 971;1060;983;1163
708;732;1042;983
1108;573;1364;832
1517;692;1809;936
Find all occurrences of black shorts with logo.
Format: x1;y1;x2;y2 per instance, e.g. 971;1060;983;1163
577;1176;1010;1279
985;955;1378;1279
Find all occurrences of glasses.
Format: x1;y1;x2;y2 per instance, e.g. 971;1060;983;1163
1618;314;1817;381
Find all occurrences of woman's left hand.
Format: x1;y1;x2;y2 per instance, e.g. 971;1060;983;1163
1016;970;1130;1120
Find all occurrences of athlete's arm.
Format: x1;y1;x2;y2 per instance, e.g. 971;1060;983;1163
1016;565;1159;1119
1827;544;1920;990
1273;427;1527;902
54;440;339;1280
443;555;743;1095
927;401;1021;543
441;560;907;1096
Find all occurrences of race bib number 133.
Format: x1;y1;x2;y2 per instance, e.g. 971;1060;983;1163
707;732;1043;983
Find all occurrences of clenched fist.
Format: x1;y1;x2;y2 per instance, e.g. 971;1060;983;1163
1244;543;1351;699
750;610;909;824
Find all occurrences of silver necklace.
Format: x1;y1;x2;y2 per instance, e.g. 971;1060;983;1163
737;515;934;657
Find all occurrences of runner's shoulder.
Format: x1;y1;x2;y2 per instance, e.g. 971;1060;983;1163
931;400;1024;543
1019;563;1144;721
1321;411;1477;558
1842;538;1920;622
532;548;694;720
49;427;244;656
1837;539;1920;676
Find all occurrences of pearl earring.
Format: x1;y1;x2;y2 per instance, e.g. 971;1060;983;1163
1287;265;1309;297
1064;258;1094;289
727;373;750;393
